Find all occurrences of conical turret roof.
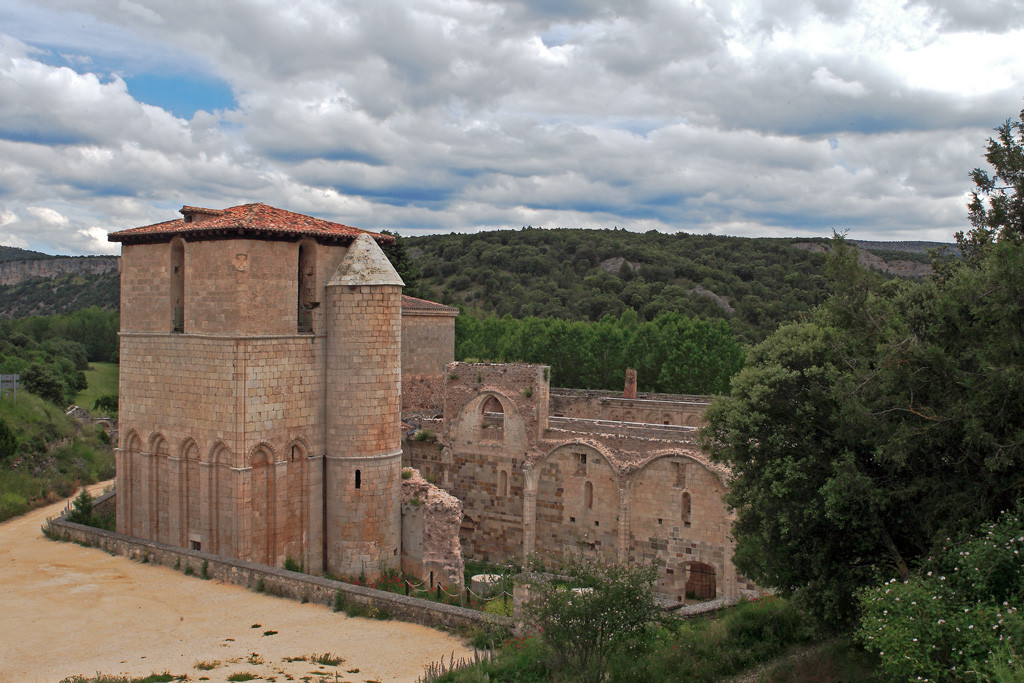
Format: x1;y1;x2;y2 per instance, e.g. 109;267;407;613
328;233;405;287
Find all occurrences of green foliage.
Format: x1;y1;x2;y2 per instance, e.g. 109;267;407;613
703;108;1024;632
379;229;422;297
525;557;660;683
963;106;1024;260
66;488;94;524
410;228;841;344
610;595;814;682
283;555;303;572
0;389;113;523
22;362;68;405
0;271;120;321
857;511;1024;681
92;394;118;415
0;417;17;461
456;310;744;394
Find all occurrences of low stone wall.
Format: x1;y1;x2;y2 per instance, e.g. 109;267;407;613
46;509;511;635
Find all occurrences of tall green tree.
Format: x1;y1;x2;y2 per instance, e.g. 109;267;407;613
702;106;1024;629
962;106;1024;260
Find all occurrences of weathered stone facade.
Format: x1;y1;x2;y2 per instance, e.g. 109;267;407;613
111;204;411;580
404;362;754;603
111;202;748;603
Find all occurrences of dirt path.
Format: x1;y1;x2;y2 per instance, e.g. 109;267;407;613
0;482;474;682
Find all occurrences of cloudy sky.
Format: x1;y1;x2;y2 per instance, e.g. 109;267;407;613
0;0;1022;255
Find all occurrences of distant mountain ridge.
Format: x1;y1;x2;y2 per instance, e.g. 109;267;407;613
0;232;953;334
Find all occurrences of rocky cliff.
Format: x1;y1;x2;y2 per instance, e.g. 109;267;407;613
0;256;119;286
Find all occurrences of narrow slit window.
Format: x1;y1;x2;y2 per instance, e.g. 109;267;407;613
355;469;361;490
585;480;593;509
682;491;691;525
170;238;185;333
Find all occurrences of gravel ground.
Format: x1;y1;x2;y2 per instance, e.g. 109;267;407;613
0;481;473;682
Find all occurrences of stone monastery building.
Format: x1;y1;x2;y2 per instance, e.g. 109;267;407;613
109;203;752;602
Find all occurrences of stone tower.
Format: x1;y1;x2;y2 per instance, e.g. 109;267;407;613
108;204;404;578
323;234;404;576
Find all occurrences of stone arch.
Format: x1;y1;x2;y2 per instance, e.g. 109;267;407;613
629;452;728;601
250;445;276;565
208;442;233;556
282;439;309;563
451;391;526;451
180;437;202;549
123;430;143;537
148;432;170;543
534;442;620;563
480;395;505;442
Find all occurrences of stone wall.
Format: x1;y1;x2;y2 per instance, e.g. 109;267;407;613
401;303;457;413
46;510;511;635
420;362;751;602
549;389;710;427
400;469;465;589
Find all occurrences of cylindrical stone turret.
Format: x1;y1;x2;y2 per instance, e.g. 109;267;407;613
323;234;404;578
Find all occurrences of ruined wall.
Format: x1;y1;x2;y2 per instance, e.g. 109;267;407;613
401;301;457;413
549;389;709;427
401;469;465;589
425;362;749;601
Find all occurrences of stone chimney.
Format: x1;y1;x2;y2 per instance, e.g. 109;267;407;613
624;368;637;399
179;205;225;224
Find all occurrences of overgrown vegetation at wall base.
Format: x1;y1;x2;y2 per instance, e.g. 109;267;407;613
456;311;744;394
430;593;869;682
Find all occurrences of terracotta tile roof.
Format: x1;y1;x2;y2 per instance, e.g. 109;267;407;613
401;295;459;314
108;203;394;246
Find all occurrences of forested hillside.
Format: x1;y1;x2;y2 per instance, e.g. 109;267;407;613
0;246;51;262
408;230;946;343
0;271;119;318
0;232;946;345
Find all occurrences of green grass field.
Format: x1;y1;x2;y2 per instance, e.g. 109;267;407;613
75;362;119;414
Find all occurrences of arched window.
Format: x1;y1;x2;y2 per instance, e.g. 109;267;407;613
480;395;505;442
499;470;508;497
170;238;185;332
297;241;316;333
585;480;594;509
682;491;691;526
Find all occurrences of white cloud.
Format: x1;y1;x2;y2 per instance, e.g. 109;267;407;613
0;0;1020;255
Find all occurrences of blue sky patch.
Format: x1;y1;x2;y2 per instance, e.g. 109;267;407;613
123;72;236;119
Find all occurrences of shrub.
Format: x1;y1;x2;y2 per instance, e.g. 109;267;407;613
283;556;303;573
0;418;17;462
66;488;94;525
414;428;435;442
401;468;413;479
857;511;1024;681
526;556;660;683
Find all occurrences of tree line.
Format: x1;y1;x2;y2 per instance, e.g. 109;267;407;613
455;310;744;395
0;307;118;405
